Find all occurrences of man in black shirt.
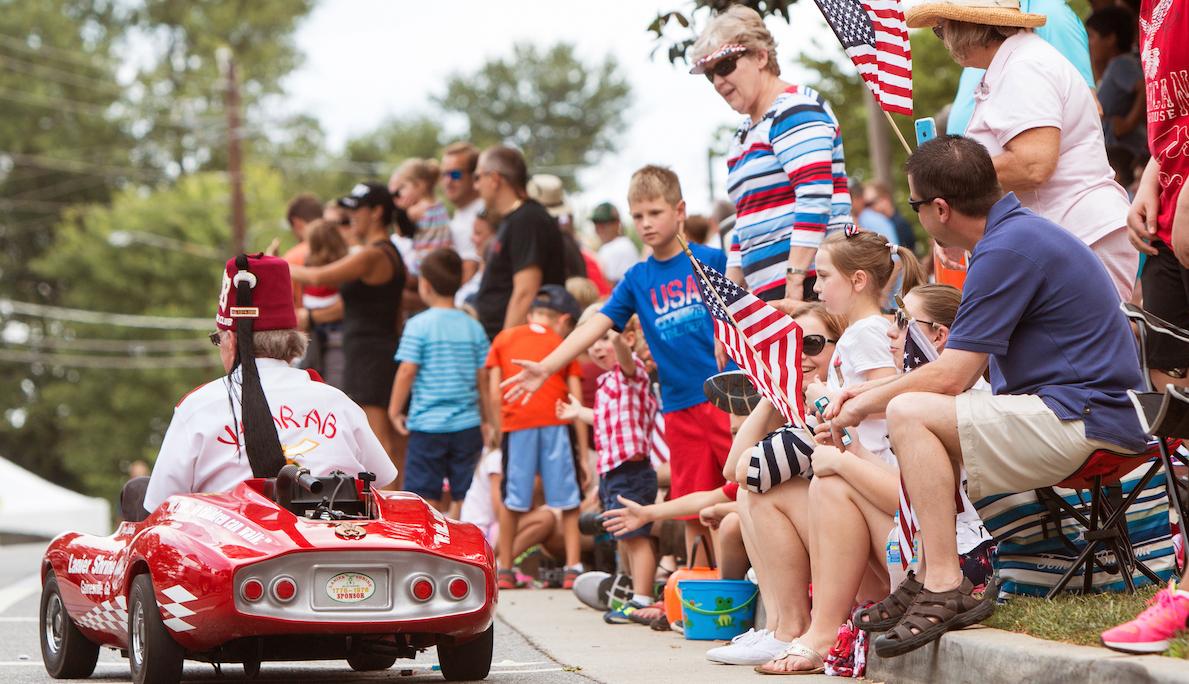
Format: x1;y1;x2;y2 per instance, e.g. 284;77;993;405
473;146;567;339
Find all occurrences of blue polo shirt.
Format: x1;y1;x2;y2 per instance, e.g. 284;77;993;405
946;194;1147;453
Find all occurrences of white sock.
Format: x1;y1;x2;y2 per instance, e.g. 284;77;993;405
565;563;584;572
632;594;654;606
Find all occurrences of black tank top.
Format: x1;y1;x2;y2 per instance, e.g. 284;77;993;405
340;239;406;341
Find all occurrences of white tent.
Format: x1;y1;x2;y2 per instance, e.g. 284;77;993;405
0;456;111;539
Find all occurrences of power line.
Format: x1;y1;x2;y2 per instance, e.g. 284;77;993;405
0;299;212;331
1;152;165;181
0;53;124;97
0;32;117;72
0;348;217;369
8;336;212;353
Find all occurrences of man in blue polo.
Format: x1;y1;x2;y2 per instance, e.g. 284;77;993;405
826;135;1148;656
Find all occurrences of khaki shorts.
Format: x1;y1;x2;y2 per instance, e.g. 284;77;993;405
956;391;1128;500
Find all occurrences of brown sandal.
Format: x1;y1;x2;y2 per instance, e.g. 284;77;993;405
873;577;996;658
853;570;922;632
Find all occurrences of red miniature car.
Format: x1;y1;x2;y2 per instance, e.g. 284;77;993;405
39;466;496;683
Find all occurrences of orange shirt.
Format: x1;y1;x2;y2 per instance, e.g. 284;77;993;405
282;241;309;310
486;323;581;432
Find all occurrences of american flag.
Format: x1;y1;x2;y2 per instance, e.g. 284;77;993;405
688;254;806;427
813;0;913;116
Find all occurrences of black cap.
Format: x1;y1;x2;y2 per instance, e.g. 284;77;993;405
531;284;582;322
338;181;392;209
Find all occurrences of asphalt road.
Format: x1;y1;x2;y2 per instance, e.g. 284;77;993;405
0;542;589;684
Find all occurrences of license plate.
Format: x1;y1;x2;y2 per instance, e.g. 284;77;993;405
325;571;376;603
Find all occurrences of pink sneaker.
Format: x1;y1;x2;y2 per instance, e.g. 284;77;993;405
1100;581;1189;654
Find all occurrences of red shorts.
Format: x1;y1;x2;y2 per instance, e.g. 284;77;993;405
665;401;731;515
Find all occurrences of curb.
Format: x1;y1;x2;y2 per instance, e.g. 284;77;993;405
867;626;1189;684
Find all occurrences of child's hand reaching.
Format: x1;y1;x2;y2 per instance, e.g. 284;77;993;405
555;394;583;421
502;359;549;404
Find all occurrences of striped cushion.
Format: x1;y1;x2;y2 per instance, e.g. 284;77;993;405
746;425;815;493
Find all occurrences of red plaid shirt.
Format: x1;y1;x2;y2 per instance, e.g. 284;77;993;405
594;356;663;475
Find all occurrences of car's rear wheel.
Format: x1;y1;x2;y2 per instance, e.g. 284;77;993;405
437;624;493;681
128;574;184;684
346;652;397;671
40;572;99;679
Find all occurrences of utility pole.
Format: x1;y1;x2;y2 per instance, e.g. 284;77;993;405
863;87;892;185
219;47;246;256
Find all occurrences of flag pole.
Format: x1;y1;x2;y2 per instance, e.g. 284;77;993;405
882;108;913;156
676;234;817;446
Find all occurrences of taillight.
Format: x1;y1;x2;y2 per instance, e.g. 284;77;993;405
410;576;435;602
447;577;469;600
272;576;297;603
240;578;264;602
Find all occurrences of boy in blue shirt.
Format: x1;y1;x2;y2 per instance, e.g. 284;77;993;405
502;165;732;566
390;249;491;517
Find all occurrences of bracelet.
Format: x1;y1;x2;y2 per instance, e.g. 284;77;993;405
786;267;807;277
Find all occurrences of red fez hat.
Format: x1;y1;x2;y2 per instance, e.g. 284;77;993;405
214;254;297;332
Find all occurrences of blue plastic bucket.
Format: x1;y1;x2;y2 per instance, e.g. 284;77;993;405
677;579;758;641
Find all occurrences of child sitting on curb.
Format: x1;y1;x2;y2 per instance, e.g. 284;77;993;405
557;311;665;624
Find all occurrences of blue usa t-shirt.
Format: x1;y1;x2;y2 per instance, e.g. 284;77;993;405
945;194;1147;453
395;307;490;433
601;242;726;413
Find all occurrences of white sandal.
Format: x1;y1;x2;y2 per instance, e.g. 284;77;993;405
753;639;825;675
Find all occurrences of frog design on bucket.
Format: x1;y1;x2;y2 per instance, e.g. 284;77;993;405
715;596;735;628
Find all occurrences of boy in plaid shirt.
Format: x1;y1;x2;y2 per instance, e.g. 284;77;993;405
557;313;665;624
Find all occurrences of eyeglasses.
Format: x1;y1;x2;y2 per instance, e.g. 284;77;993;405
441;169;465;181
339;217;351;226
803;334;837;357
704;53;745;82
908;196;939;213
209;331;223;347
894;309;938;331
932;23;945;39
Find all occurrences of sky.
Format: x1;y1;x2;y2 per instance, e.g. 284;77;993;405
282;0;846;220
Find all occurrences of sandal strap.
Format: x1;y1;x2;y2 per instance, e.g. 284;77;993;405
881;579;982;642
776;640;824;669
858;571;923;622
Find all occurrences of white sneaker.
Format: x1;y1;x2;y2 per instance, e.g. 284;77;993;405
705;630;790;665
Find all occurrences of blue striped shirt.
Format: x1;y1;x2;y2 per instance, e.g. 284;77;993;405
726;85;852;299
395;307;489;433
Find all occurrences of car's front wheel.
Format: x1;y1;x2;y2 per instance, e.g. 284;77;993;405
40;571;99;679
436;624;493;681
128;574;184;684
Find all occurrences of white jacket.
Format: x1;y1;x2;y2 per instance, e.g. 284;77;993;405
144;358;396;512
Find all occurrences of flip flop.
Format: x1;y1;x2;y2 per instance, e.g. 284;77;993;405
753;640;825;675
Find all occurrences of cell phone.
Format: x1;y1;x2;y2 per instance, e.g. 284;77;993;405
915;117;937;146
811;396;853;447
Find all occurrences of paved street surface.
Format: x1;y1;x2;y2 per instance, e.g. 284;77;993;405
0;543;585;684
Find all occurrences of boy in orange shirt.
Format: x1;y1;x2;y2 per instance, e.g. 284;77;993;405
486;285;587;589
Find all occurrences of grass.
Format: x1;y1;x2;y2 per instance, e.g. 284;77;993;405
983;584;1189;658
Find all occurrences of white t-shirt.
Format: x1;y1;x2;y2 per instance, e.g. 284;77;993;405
459;449;501;544
597;235;640;283
827;314;895;465
143;359;397;512
966;32;1130;246
449;198;483;264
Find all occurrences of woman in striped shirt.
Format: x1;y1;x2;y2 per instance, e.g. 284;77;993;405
691;5;853;309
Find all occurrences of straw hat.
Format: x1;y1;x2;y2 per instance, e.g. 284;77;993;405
906;0;1046;29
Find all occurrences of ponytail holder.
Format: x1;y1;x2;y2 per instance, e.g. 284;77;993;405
843;223;860;238
888;241;897;257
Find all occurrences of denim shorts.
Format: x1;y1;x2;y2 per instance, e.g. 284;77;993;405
404;427;483;501
599;459;658;540
500;425;580;513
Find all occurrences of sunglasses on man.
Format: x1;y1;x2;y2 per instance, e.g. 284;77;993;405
802;334;836;357
209;331;223;347
441;169;466;181
704;53;746;82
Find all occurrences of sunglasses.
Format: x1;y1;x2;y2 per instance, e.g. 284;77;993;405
908;196;939;213
441;169;465;181
803;334;836;357
894;309;938;331
209;331;223;347
339;217;351;226
704;53;745;82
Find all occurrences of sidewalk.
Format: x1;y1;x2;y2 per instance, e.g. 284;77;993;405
497;588;1189;684
495;589;833;683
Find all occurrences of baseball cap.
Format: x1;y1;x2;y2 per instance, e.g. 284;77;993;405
531;284;582;322
214;254;298;332
337;181;392;209
590;202;619;224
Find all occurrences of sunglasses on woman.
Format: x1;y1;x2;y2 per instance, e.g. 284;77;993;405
704;53;745;82
803;334;836;357
894;309;938;331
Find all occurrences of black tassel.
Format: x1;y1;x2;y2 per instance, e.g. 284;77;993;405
233;254;286;478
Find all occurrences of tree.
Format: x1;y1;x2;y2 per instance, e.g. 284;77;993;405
15;165;287;499
437;43;631;189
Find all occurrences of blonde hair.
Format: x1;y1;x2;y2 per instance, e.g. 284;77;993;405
940;20;1025;62
791;301;847;341
442;141;479;173
396;158;441;193
820;230;926;299
691;5;780;76
628;165;683;206
905;283;962;328
566;277;602;312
